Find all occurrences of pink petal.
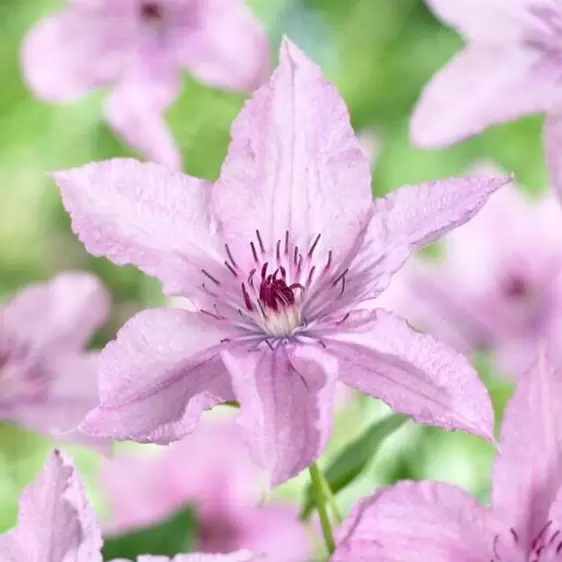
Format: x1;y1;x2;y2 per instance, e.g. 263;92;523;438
333;480;496;562
51;159;221;297
545;113;562;203
410;45;557;148
21;9;124;102
348;175;509;302
214;38;372;264
423;0;529;40
324;309;494;442
81;308;234;443
221;343;338;486
492;352;562;547
135;553;258;562
174;0;270;91
11;353;108;450
0;450;102;562
104;55;182;170
0;272;109;354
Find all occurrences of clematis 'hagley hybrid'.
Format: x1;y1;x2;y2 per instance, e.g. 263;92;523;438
53;39;508;486
0;272;109;445
332;349;562;562
385;175;562;376
22;0;269;171
411;0;562;197
0;448;260;562
101;422;309;561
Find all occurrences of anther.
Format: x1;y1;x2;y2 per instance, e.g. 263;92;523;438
336;312;350;325
333;268;349;287
308;234;321;257
306;266;316;287
261;262;268;279
325;250;333;270
225;244;238;268
284;231;289;254
293;246;299;265
250;242;259;263
241;283;253;311
256;230;265;253
276;240;281;262
224;261;238;278
202;269;221;286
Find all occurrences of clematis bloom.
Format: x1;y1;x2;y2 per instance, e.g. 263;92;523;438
22;0;269;171
332;348;562;562
53;39;508;486
101;422;309;561
0;448;261;562
411;0;562;197
0;272;109;445
384;172;562;376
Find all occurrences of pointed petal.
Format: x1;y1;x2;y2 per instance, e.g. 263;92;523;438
423;0;529;40
492;352;562;547
175;0;269;91
333;480;496;562
21;10;123;101
344;175;509;304
325;309;494;442
221;343;338;486
0;450;102;562
104;57;182;170
51;159;221;296
81;308;234;443
0;272;109;354
545;113;562;203
214;38;372;264
410;46;557;148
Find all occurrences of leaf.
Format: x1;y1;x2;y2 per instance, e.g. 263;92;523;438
102;507;197;560
300;413;408;519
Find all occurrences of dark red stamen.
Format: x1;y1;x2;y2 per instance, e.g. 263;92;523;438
225;244;237;268
224;261;237;278
241;283;253;311
256;230;265;253
308;234;321;257
258;264;299;313
250;242;259;263
284;231;289;254
202;269;220;286
325;250;333;270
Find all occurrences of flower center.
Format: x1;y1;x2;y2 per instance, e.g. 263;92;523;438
140;2;165;23
503;275;530;300
492;522;562;562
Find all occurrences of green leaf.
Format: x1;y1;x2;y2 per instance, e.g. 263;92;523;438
102;507;197;560
300;413;408;519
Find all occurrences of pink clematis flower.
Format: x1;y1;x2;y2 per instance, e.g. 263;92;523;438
101;422;309;561
386;175;562;376
22;0;269;171
52;39;509;486
0;272;109;445
332;349;562;562
0;448;261;562
411;0;562;197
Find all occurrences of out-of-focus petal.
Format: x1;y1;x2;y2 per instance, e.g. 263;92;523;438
81;308;235;443
221;343;338;486
132;552;258;562
332;480;496;562
174;0;269;91
492;352;562;548
104;54;182;170
0;450;103;562
0;272;109;354
324;309;494;442
51;159;221;297
214;38;372;265
545;112;562;204
21;10;124;102
423;0;529;40
410;46;557;148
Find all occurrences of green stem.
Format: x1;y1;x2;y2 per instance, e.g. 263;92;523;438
320;471;343;524
309;463;336;554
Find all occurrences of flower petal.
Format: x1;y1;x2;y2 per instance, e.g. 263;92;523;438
221;343;338;486
214;38;372;264
492;351;562;548
545;112;562;203
0;450;102;562
104;56;182;170
344;175;508;307
333;480;496;562
423;0;529;40
81;308;234;443
0;272;109;354
174;0;269;91
134;552;258;562
410;45;558;148
21;9;123;102
324;309;494;442
51;159;221;296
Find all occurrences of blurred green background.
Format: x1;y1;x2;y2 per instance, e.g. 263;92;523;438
0;0;544;557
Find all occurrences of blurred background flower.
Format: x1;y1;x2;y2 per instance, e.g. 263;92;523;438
0;0;546;558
